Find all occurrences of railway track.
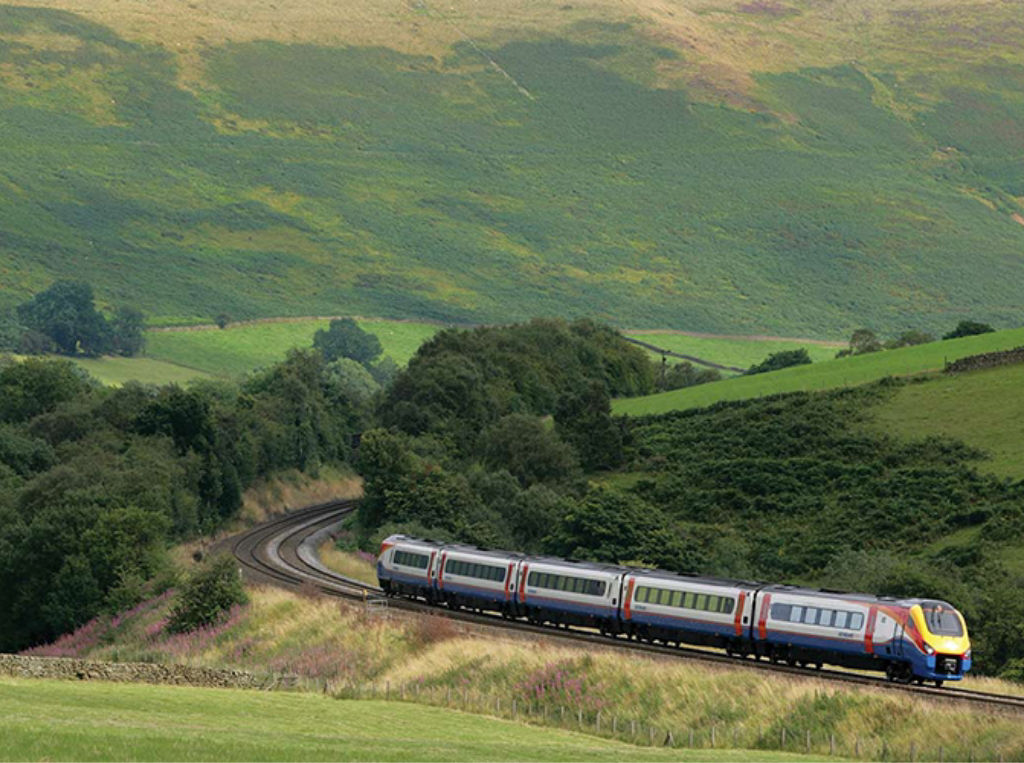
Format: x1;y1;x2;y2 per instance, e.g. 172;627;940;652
220;501;1024;714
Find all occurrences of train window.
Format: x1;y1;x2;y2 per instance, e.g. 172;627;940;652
770;603;792;621
791;605;804;622
574;578;586;594
695;594;707;611
720;597;734;615
818;610;835;627
635;587;647;603
671;590;683;607
656;589;669;606
559;576;571;591
834;611;848;629
803;608;818;625
849;613;864;630
683;592;695;609
395;550;429;569
921;605;964;636
591;581;606;596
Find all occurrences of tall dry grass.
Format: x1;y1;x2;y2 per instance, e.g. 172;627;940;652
24;583;1024;760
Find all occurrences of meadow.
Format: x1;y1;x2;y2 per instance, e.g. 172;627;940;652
0;678;758;762
625;332;842;372
1;2;1024;334
613;327;1024;416
19;585;1024;762
145;319;441;378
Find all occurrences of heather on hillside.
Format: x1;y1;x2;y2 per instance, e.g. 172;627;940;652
2;5;1024;333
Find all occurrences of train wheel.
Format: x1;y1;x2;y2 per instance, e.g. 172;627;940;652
934;680;944;688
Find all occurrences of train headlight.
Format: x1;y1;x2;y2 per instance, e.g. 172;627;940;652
963;649;971;660
924;644;935;656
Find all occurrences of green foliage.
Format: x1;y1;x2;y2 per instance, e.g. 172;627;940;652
944;321;996;340
382;318;651;453
746;349;812;375
167;554;248;633
884;330;934;350
0;349;360;651
479;414;579;487
16;281;111;356
655;361;722;392
0;358;93;424
109;306;146;357
324;358;380;406
622;383;1024;674
313;318;383;366
555;382;625;471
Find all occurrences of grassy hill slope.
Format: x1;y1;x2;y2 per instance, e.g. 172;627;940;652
614;327;1024;415
1;1;1024;333
3;678;753;762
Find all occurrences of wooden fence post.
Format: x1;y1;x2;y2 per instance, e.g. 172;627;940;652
781;728;787;748
830;734;836;756
807;730;812;754
711;726;716;748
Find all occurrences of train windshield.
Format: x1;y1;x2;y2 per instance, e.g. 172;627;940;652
921;604;964;636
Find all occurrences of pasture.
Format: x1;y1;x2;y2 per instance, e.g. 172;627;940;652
145;319;441;379
614;327;1024;416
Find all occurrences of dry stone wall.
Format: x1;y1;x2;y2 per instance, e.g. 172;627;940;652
0;654;296;689
944;346;1024;374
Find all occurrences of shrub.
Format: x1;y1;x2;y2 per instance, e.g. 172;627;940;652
167;555;248;633
944;320;995;340
746;348;812;375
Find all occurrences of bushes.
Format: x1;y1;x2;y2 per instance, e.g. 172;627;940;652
168;555;248;634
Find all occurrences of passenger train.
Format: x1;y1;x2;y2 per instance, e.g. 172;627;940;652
377;534;971;686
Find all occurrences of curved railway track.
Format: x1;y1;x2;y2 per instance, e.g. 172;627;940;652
220;501;1024;714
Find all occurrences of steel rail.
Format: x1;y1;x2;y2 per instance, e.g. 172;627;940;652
221;502;1024;714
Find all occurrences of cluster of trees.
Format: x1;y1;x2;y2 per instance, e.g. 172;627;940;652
313;318;398;406
745;348;812;375
654;360;721;391
355;319;654;550
0;350;362;650
1;281;145;357
837;320;995;358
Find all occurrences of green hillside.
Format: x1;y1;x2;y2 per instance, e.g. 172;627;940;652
3;678;768;762
868;363;1024;480
613;327;1024;415
2;1;1024;333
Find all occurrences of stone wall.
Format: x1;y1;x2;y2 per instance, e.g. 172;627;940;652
944;346;1024;374
0;654;297;689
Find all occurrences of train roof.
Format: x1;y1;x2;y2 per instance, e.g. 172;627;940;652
626;567;764;590
761;584;958;610
522;556;632;575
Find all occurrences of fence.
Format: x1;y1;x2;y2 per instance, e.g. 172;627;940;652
328;681;1018;762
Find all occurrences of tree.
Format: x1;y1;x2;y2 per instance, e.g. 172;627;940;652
746;349;812;375
109;306;145;357
323;358;380;406
313;318;382;366
16;281;111;356
656;360;721;391
479;414;578;487
555;382;624;471
215;313;231;330
884;330;934;349
839;328;881;357
0;358;91;424
943;320;995;340
167;554;247;633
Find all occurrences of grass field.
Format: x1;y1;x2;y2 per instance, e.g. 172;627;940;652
867;363;1024;480
2;2;1024;334
145;319;441;379
1;678;795;762
71;355;213;386
614;327;1024;416
625;332;842;371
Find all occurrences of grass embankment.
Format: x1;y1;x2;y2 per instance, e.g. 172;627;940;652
625;333;841;371
614;327;1024;416
146;319;441;379
23;586;1024;762
317;542;378;587
0;678;758;763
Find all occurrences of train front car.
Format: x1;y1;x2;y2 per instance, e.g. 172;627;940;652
754;586;971;686
901;599;971;686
